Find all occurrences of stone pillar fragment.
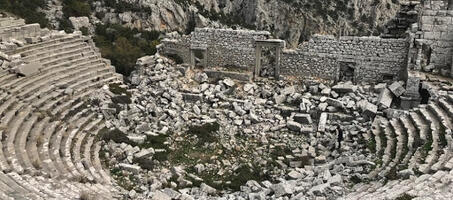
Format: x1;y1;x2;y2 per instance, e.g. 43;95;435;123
254;45;262;80
275;47;281;80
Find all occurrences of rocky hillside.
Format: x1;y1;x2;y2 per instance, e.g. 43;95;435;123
44;0;402;48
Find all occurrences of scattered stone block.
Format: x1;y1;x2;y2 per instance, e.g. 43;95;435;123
271;183;294;197
332;84;357;93
182;92;203;102
13;62;43;76
388;81;406;97
361;102;377;118
318;113;328;132
135;148;154;159
377;88;393;108
326;98;343;108
200;183;217;194
287;170;303;179
293;113;312;124
287;121;302;132
118;163;141;174
151;190;171;200
127;135;146;144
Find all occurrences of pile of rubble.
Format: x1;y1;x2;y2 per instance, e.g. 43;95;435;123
86;54;418;199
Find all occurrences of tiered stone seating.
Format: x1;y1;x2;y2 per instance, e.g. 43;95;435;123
350;92;453;199
0;16;122;198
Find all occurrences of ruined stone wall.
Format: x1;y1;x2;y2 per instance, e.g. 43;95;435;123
159;36;191;64
417;0;453;71
280;50;338;80
0;23;42;42
190;28;270;70
159;28;409;83
280;35;409;83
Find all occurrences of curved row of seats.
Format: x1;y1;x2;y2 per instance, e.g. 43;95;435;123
0;17;122;199
346;93;453;199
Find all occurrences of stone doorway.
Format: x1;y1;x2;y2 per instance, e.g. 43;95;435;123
259;47;278;78
190;47;207;68
254;39;285;80
338;61;356;82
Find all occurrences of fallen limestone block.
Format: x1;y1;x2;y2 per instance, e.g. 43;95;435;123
151;190;171;200
332;84;357;93
388;81;406;97
200;183;217;194
293;113;312;124
326;98;344;108
182;92;203;102
271;182;294;197
127;135;146;144
361;102;378;118
300;126;314;134
134;148;154;159
13;62;43;76
287;121;302;132
118;163;141;174
377;88;393;108
318;113;328;132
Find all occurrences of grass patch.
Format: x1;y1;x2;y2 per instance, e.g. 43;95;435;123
111;95;132;105
94;23;161;77
187;122;220;145
367;137;376;153
109;83;131;96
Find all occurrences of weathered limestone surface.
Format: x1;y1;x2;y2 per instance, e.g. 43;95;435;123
160;28;409;83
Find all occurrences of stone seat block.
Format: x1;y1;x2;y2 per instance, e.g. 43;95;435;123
11;34;80;55
15;114;38;175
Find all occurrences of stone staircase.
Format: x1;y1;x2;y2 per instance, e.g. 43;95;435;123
345;93;453;199
0;16;123;199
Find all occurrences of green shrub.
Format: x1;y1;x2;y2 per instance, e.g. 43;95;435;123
0;0;49;28
62;0;91;17
111;95;132;105
80;26;89;36
94;23;161;77
109;83;131;96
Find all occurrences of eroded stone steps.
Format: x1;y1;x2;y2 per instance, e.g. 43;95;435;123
0;22;30;32
24;42;89;64
417;107;439;173
400;117;416;166
21;64;112;104
10;56;104;93
74;117;103;182
61;112;94;181
0;74;18;87
20;36;86;58
17;62;108;102
38;121;59;178
2;53;100;91
9;34;79;55
0;172;42;199
32;46;93;69
14;114;38;175
379;119;406;178
370;120;394;179
438;99;453;122
2;105;32;174
26;116;49;175
49;125;71;179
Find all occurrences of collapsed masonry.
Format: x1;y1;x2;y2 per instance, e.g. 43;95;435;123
159;29;410;83
158;1;453;112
